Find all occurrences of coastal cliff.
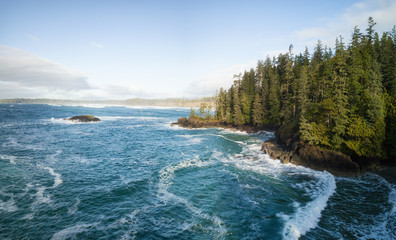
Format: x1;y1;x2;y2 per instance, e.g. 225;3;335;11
261;139;360;176
173;117;387;177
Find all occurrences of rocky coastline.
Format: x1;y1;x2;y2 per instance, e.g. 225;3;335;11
173;117;391;177
171;117;275;133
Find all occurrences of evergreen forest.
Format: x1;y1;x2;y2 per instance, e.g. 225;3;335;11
213;18;396;162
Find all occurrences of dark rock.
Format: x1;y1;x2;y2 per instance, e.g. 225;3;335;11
172;117;273;133
292;142;360;176
67;115;100;122
262;140;360;176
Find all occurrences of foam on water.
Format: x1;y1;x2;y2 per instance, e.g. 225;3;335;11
49;118;90;125
214;135;337;239
218;128;249;135
97;116;160;121
278;171;336;239
51;223;95;240
176;134;208;145
68;197;80;215
0;198;18;212
337;174;396;239
157;157;227;237
34;186;51;204
43;167;63;188
0;154;16;164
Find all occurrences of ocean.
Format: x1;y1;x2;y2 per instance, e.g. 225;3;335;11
0;104;394;240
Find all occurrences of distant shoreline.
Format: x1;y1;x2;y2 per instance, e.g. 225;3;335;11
0;97;215;108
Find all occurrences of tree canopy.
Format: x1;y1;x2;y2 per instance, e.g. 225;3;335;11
213;18;396;161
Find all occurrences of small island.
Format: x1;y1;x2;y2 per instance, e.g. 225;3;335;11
66;115;101;122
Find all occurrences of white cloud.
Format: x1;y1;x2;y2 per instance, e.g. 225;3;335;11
293;0;396;47
0;45;92;98
90;41;104;49
25;33;39;41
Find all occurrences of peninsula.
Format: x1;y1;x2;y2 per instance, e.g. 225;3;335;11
174;18;396;177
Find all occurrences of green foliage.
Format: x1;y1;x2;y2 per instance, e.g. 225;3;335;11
345;116;375;157
252;93;263;126
213;18;395;161
190;103;213;120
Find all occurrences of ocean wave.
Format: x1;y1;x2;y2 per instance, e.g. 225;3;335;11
43;167;63;188
0;154;16;164
67;197;80;215
278;171;336;240
0;198;18;212
215;136;337;239
157;158;227;237
51;223;96;240
336;174;396;239
97;116;160;121
49;117;94;125
34;186;51;205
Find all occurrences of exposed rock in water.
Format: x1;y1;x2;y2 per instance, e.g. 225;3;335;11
67;115;100;122
261;139;361;176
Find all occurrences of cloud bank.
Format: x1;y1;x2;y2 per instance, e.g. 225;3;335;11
0;45;91;98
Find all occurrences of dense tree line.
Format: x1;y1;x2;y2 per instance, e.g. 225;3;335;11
214;18;396;161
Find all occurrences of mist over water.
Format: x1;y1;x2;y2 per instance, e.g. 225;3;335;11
0;104;394;239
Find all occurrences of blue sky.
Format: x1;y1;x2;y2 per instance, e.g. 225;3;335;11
1;0;395;100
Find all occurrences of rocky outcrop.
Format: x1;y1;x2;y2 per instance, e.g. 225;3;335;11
262;139;360;176
171;117;274;133
173;117;370;176
66;115;100;122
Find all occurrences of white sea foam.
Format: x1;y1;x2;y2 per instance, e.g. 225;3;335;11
51;223;94;240
210;134;247;146
43;167;63;188
68;197;80;215
49;118;84;125
212;132;337;239
278;171;336;240
0;154;16;164
0;198;18;212
157;158;227;237
97;116;160;121
35;186;51;204
176;134;208;144
352;174;395;240
218;128;249;135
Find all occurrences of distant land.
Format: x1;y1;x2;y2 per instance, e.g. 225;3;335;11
0;97;215;108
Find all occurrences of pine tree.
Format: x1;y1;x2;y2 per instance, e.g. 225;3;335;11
233;87;244;125
252;93;263;126
296;65;309;118
268;66;280;125
278;53;294;122
330;37;349;150
240;92;251;124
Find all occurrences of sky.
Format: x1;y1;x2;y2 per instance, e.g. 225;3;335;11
0;0;395;100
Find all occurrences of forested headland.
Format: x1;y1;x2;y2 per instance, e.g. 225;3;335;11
195;18;396;165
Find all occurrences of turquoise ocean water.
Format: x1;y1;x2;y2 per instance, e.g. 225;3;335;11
0;104;394;239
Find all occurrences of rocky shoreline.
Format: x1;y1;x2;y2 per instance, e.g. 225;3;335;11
261;139;361;176
171;117;276;133
173;117;392;177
